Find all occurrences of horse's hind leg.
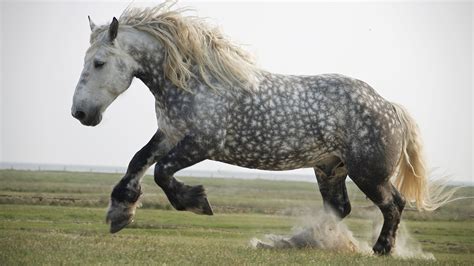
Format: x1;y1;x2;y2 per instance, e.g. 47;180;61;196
352;178;405;255
314;156;351;218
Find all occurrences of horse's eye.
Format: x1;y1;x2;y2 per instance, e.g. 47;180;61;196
94;60;105;68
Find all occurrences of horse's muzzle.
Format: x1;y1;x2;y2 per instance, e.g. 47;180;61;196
72;109;102;126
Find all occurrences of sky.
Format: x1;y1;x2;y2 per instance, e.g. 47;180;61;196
0;1;472;183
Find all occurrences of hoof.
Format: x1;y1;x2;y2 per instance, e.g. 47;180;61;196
188;196;214;215
166;183;214;215
108;216;132;234
373;240;392;255
106;199;139;234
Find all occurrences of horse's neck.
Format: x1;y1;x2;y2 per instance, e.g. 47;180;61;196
132;54;164;96
126;30;253;106
126;40;189;106
120;30;163;98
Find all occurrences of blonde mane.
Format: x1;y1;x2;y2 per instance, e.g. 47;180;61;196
114;1;260;92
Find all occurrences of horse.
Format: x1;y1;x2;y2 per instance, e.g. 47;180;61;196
71;3;451;255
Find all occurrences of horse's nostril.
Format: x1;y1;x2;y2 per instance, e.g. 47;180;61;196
73;110;86;120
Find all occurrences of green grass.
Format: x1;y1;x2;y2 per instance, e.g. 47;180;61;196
0;170;473;265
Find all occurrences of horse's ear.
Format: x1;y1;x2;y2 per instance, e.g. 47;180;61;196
88;16;96;31
108;17;119;42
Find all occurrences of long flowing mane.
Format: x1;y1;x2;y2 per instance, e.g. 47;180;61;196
116;1;260;92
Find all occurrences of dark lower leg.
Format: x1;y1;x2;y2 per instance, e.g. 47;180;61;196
324;181;351;219
111;131;168;199
314;163;351;219
353;180;405;255
107;131;170;233
154;135;213;215
155;174;213;215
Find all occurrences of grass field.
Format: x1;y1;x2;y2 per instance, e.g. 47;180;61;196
0;169;473;265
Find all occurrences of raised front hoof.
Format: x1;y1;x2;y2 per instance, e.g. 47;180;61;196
108;216;132;234
169;184;214;215
105;199;139;234
188;196;214;215
372;241;392;256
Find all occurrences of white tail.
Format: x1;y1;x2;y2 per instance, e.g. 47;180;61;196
391;103;457;211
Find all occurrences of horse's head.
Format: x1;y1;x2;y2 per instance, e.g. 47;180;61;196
72;17;139;126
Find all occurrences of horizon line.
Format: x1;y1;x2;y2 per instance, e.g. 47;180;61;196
1;161;472;186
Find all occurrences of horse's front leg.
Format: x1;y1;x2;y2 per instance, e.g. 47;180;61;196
314;157;351;218
154;135;213;215
106;130;170;233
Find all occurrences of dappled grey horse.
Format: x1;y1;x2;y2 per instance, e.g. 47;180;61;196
71;4;449;255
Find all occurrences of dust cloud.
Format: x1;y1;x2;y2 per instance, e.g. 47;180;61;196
250;209;434;260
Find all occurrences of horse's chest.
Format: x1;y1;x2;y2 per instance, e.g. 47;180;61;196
155;103;184;144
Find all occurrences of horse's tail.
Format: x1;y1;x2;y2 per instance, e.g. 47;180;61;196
391;102;457;211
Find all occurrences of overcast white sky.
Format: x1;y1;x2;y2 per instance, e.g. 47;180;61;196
0;1;472;183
